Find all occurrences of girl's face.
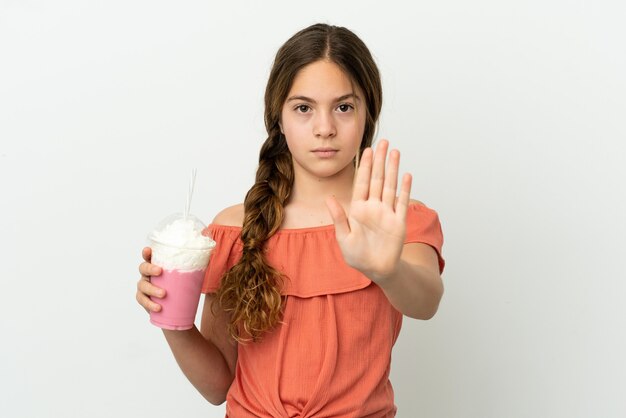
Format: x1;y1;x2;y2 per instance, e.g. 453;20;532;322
280;60;367;181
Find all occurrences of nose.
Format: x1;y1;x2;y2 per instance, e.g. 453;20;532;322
313;110;336;138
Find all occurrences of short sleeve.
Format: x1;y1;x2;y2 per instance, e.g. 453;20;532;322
405;203;445;274
201;225;243;294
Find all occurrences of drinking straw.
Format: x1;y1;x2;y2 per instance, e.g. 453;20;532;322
184;168;197;220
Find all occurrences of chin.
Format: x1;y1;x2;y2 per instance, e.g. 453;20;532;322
309;164;354;180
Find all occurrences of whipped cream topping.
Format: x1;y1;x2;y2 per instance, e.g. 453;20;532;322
149;217;216;272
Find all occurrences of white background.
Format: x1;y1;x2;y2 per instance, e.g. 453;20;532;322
1;1;625;417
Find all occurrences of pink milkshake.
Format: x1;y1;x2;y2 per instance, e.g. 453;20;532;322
148;213;216;331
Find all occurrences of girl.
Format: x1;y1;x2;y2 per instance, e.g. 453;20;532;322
136;23;445;418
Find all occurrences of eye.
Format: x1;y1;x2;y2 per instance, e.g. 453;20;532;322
295;104;311;113
337;103;354;113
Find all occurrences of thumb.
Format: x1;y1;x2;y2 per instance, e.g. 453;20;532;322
325;196;350;241
142;246;152;262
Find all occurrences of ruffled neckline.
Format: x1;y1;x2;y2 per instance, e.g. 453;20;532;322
201;202;444;297
208;203;430;234
207;222;336;234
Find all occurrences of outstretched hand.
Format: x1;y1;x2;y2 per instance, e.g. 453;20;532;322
326;139;412;284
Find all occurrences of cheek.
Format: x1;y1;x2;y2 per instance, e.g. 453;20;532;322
281;123;302;156
357;113;367;144
345;113;366;143
282;125;303;149
280;110;295;133
281;118;309;146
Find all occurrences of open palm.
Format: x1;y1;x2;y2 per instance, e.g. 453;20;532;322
326;140;412;284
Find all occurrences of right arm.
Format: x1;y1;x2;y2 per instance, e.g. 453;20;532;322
136;248;238;405
161;294;238;405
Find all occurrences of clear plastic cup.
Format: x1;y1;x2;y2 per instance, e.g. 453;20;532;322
147;213;216;330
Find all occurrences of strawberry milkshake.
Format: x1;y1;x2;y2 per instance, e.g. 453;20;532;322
148;213;216;330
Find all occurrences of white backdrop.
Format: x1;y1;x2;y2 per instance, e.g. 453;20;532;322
1;1;625;417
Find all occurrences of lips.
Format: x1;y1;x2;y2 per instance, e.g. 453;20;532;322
311;148;338;158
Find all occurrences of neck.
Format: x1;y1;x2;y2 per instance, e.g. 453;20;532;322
288;164;355;209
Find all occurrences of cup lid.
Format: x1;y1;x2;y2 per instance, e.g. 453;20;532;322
148;212;216;250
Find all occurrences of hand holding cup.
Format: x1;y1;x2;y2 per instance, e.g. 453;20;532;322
146;213;216;330
136;247;165;313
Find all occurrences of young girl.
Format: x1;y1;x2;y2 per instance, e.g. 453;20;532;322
136;23;445;418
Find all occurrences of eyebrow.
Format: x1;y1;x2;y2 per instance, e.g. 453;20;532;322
285;93;361;103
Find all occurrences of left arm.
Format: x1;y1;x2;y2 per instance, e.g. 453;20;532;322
375;243;443;319
326;139;443;319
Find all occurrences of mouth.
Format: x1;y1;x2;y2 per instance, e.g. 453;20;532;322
312;147;339;158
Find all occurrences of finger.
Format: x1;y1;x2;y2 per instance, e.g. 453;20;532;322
382;149;400;208
352;147;373;201
139;261;162;277
325;196;351;242
395;173;412;220
136;289;163;313
142;247;152;262
137;277;166;299
369;139;389;200
137;278;166;313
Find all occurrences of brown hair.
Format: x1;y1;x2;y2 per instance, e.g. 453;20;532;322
214;23;383;343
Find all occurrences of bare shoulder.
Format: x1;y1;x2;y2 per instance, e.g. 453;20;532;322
212;203;244;227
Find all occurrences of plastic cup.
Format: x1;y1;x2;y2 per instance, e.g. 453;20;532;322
147;213;216;330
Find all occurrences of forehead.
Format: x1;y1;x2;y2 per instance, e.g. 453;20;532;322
288;60;361;98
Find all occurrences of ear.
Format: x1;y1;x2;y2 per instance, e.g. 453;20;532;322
279;122;284;134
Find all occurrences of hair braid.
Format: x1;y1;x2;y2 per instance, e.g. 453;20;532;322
215;126;293;343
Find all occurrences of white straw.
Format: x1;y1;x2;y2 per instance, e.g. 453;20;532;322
184;168;197;220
